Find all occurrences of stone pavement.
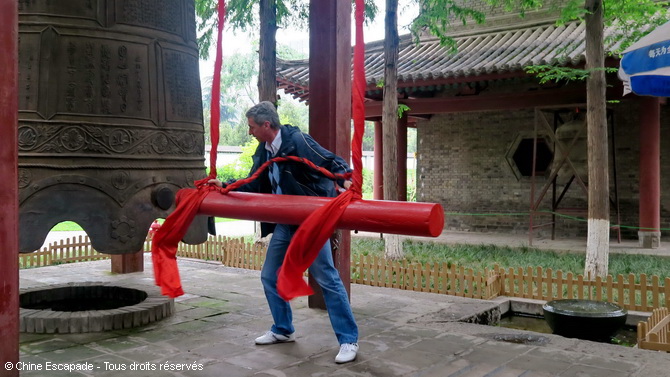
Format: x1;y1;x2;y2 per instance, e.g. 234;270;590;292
17;256;670;377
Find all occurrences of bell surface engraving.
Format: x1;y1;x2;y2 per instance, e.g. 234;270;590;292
18;0;208;254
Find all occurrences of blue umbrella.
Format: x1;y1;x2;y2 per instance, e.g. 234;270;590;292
618;20;670;97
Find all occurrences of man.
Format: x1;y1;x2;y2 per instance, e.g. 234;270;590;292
212;101;359;363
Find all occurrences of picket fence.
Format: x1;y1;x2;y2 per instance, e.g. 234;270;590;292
19;235;110;268
19;235;259;269
638;307;670;352
352;255;498;299
19;235;670;313
494;266;670;312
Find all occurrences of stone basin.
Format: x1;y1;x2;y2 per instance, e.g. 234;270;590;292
542;299;627;341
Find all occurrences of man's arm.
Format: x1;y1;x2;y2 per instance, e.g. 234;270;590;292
296;132;352;188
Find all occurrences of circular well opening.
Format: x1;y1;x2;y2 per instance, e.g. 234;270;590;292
20;286;147;311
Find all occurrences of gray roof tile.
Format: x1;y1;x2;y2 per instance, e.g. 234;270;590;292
277;21;622;96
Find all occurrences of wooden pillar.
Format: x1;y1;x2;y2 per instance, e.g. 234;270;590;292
307;0;352;308
0;0;19;374
373;121;383;200
111;250;144;273
638;97;661;248
398;114;408;201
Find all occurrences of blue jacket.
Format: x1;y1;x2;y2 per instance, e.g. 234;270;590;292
237;125;351;235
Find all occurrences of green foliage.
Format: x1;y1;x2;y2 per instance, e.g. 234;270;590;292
215;139;259;181
603;0;669;53
553;0;587;24
219;118;254;146
357;168;415;201
407;127;416;154
277;97;309;132
195;0;378;59
410;1;487;53
277;44;308;60
216;163;248;182
351;238;670;281
194;0;218;59
51;221;84;231
397;104;410;118
201;48;258;145
362;122;375;151
492;0;544;17
524;65;619;84
361;168;374;197
359;120;415;152
407;168;416;201
238;139;260;172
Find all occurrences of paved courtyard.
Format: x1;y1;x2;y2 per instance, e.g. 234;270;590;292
16;254;670;377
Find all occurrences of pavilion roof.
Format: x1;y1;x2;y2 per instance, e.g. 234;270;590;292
276;21;624;101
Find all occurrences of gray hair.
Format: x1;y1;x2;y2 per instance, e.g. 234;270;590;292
245;101;281;129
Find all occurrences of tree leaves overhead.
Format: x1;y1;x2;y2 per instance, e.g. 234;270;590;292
195;0;378;59
409;1;487;52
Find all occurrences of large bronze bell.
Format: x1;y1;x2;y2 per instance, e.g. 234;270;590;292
17;0;208;253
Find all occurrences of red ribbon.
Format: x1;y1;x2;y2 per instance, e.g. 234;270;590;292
276;0;366;301
151;0;226;297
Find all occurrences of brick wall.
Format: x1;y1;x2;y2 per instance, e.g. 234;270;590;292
416;88;670;240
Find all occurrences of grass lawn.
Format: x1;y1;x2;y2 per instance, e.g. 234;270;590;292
351;237;670;281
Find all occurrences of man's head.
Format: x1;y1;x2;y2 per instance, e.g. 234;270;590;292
246;101;281;143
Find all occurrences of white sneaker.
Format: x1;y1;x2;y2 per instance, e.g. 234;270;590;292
254;331;295;345
335;343;359;363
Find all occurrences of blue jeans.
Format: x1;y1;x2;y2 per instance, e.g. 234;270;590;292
261;224;358;345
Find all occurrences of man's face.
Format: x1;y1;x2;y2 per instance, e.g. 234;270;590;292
247;118;274;143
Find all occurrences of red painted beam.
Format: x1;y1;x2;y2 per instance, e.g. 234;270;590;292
365;88;586;116
198;191;444;237
0;0;19;374
364;84;625;117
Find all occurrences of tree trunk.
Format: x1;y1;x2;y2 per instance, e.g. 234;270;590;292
584;0;609;278
258;0;277;104
255;0;277;244
383;0;403;260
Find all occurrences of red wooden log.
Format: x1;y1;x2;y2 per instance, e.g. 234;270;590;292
197;191;444;237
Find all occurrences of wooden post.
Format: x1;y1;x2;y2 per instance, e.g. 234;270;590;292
0;0;19;374
638;97;661;248
584;0;609;278
308;0;352;308
111;250;144;274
